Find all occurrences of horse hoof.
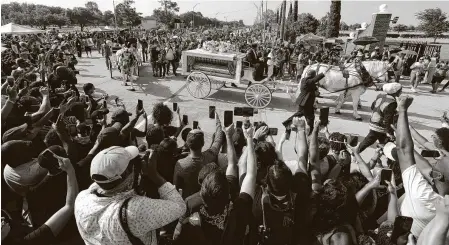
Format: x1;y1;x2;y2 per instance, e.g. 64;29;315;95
355;117;362;121
335;111;341;115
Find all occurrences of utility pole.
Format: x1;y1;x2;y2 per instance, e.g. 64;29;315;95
192;3;200;28
112;0;118;33
280;0;286;41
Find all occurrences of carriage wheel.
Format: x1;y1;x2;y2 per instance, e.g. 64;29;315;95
186;72;211;99
245;84;272;109
210;78;225;90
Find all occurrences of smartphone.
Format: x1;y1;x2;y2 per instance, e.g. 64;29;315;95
173;102;178;112
380;169;393;186
42;149;56;160
193;121;199;129
103;100;107;108
254;108;258;114
236;121;243;129
285;128;292;140
234;107;243;116
137;99;143;111
209;106;216;119
391;216;413;241
319;107;330;126
253;121;259;129
421;150;440;158
182;115;188;125
224;111;233;127
268;128;278;136
242;107;254;117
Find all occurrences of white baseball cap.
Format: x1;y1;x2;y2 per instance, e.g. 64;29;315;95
90;146;139;184
383;142;398;162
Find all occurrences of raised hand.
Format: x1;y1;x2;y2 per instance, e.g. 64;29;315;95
292;117;306;130
6;84;18;102
368;174;386;190
253;125;268;141
396;95;414;111
345;141;361;155
39;86;49;96
243;125;254;140
225;123;235;137
53;154;73;172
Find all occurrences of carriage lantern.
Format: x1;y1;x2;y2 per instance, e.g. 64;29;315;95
342;70;349;79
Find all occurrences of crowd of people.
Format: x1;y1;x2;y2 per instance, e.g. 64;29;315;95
2;28;449;245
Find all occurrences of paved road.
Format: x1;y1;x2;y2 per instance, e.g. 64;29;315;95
75;52;449;161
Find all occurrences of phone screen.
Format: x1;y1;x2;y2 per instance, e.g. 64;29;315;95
209;106;216;119
193;121;199;129
224;111;233;127
242;107;254;117
42;149;55;160
320;107;330;126
182;115;188;125
173;103;178;112
380;169;393;186
268;128;278;136
137;99;143;111
234;107;243;116
285;128;291;140
253;122;259;129
236;121;243;129
391;216;413;241
421;150;440;158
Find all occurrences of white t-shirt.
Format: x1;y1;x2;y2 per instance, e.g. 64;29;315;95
400;165;443;237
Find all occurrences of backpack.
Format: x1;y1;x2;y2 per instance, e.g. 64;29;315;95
258;187;296;245
166;48;175;61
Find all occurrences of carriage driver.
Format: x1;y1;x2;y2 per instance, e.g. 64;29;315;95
246;43;264;82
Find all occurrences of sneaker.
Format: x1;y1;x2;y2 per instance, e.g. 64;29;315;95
410;87;416;93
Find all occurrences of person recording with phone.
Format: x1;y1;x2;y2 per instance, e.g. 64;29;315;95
284;67;332;134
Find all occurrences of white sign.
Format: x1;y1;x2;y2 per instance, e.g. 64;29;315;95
140;19;157;30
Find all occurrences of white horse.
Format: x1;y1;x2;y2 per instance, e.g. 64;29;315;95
298;61;390;120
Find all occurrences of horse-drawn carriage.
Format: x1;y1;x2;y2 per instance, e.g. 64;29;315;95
182;49;391;119
181;49;284;109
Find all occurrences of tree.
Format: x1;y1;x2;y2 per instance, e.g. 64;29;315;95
297;13;320;34
392;24;408;33
327;0;341;38
153;0;179;25
85;1;102;26
293;0;298;22
316;13;328;36
67;7;95;31
103;10;115;26
276;9;279;24
416;8;449;42
48;13;69;28
115;0;142;27
348;23;361;30
288;2;293;22
340;21;349;31
408;25;416;31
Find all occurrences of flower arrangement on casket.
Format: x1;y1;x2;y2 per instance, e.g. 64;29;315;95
202;41;237;53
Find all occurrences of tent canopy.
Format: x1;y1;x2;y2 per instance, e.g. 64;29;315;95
298;33;325;43
1;23;45;34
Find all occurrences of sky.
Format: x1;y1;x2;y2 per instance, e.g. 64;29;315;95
1;0;447;26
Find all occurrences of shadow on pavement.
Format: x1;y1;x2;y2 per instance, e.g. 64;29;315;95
79;74;107;79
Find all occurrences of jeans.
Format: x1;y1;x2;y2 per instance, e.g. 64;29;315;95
359;129;389;153
166;60;177;75
142;49;148;62
157;61;166;77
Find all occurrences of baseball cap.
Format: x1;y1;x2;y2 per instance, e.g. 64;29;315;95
2;123;28;142
91;146;139;184
383;142;398;162
111;108;132;124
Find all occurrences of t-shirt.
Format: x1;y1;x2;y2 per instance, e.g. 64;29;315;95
400;165;444;237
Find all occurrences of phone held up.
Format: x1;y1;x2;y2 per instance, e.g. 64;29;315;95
209;106;216;119
137;99;143;111
224;111;233;127
193;121;199;129
182;115;189;125
173;102;178;112
421;150;440;158
391;216;413;242
380;169;393;186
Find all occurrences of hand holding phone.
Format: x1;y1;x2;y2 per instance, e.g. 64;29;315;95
209;106;216;119
391;216;413;242
380;169;393;187
193;121;199;129
182;115;188;125
137;99;143;111
173;102;178;112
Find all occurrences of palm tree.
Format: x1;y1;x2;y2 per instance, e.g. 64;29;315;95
294;0;298;22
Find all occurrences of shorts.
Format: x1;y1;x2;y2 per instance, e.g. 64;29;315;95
432;75;444;84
